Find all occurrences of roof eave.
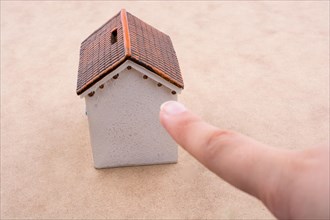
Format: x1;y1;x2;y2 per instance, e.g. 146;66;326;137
76;54;131;95
79;60;183;98
129;57;184;89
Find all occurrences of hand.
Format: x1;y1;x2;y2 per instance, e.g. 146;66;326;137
159;101;329;219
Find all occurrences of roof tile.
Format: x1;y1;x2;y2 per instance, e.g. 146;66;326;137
76;9;183;95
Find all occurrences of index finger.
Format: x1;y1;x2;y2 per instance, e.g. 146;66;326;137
159;101;291;205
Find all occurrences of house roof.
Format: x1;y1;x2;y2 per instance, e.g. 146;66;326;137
76;9;184;95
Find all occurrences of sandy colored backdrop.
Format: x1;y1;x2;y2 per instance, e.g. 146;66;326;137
1;1;329;219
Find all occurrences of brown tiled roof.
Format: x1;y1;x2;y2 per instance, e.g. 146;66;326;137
76;9;183;95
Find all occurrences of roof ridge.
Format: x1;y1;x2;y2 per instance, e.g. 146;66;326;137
120;9;131;58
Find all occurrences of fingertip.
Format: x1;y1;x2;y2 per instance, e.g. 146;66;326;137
159;108;168;128
160;101;187;115
159;101;187;129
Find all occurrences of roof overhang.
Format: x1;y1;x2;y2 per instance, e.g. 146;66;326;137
79;60;183;98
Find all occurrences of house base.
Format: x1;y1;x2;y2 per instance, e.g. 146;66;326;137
93;160;178;169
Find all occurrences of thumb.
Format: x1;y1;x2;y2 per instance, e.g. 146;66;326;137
159;101;292;207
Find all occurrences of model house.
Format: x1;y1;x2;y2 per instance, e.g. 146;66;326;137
76;9;184;168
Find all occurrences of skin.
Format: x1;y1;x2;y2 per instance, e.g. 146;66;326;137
159;101;329;219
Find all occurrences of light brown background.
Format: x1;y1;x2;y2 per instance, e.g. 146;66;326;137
1;1;329;219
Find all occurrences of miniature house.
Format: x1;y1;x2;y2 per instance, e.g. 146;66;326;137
76;9;184;168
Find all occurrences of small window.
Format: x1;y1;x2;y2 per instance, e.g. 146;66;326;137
111;29;117;44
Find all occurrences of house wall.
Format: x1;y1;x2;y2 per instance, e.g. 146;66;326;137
85;67;178;168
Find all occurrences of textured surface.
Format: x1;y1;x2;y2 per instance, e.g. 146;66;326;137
77;12;125;94
76;10;183;95
1;2;329;219
127;12;184;89
86;68;177;168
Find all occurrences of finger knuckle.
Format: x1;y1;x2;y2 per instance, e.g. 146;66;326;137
203;129;236;163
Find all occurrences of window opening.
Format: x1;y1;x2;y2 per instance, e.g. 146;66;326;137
111;29;118;44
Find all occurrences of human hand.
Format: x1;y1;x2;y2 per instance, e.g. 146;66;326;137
159;101;329;219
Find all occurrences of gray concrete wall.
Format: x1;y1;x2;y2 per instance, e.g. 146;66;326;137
85;67;178;168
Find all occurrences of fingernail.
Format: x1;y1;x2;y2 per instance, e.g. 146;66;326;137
160;101;186;115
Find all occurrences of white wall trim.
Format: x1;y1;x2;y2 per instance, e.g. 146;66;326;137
80;60;183;98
